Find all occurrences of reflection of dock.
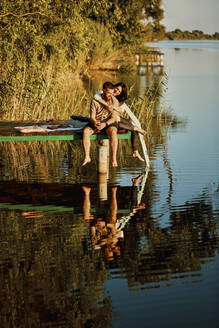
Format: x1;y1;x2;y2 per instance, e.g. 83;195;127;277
0;170;148;237
135;51;164;75
0;181;145;210
0;202;130;215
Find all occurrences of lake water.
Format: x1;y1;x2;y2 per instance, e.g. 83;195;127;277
0;41;219;328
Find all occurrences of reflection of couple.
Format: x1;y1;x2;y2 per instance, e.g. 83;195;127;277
82;174;145;262
82;82;146;167
82;185;123;261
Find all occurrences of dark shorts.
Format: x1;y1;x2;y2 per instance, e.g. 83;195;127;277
86;118;118;132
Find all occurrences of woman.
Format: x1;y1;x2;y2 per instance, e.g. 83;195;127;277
94;82;146;162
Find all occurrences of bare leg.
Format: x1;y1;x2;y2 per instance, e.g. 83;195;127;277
110;187;118;225
82;126;94;166
106;126;118;167
133;126;146;136
82;186;93;221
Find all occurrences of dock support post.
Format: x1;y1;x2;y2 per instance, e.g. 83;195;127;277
97;139;109;174
98;139;109;201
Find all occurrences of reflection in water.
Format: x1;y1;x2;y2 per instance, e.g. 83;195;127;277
123;192;218;290
82;174;146;262
0;172;218;327
1;45;219;327
0;208;113;328
0;174;146;328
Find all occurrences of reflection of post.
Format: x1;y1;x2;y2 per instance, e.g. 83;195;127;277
98;139;109;174
159;54;164;66
98;173;108;201
137;167;149;205
115;172;148;232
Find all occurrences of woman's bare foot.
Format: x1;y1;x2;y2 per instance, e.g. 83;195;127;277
132;173;144;186
82;158;91;166
133;150;144;162
134;127;147;136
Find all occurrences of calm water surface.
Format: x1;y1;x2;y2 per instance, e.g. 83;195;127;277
0;41;218;327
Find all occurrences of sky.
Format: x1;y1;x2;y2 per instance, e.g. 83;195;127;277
161;0;219;34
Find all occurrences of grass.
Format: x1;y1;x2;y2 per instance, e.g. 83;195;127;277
0;68;185;181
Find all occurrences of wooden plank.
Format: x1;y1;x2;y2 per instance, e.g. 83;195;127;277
0;131;131;142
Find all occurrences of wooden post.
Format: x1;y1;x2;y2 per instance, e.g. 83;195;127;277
160;54;164;66
97;139;109;174
98;140;109;200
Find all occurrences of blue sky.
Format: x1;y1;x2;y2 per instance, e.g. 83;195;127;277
162;0;219;34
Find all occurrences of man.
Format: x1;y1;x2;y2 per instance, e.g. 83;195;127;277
82;82;119;167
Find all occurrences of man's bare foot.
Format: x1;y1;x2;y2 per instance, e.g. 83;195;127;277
82;185;91;194
133;150;144;162
112;161;118;167
82;158;91;166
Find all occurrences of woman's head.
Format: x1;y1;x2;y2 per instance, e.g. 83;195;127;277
114;82;128;103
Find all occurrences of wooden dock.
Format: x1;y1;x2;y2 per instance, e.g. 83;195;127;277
135;50;164;75
0;131;131;142
0;121;131;176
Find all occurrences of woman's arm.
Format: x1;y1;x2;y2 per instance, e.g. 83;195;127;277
113;104;124;115
94;91;124;115
94;92;111;111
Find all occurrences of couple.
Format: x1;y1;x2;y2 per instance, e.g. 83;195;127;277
82;81;146;167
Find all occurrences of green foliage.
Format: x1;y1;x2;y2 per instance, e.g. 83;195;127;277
144;0;164;23
0;2;89;115
0;0;165;118
81;0;146;46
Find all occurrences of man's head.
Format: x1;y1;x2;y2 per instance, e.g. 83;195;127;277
102;81;115;100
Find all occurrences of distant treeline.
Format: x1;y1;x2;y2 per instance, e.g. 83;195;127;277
165;29;219;40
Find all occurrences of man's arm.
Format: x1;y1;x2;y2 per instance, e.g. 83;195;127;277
90;99;107;130
90;99;98;126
